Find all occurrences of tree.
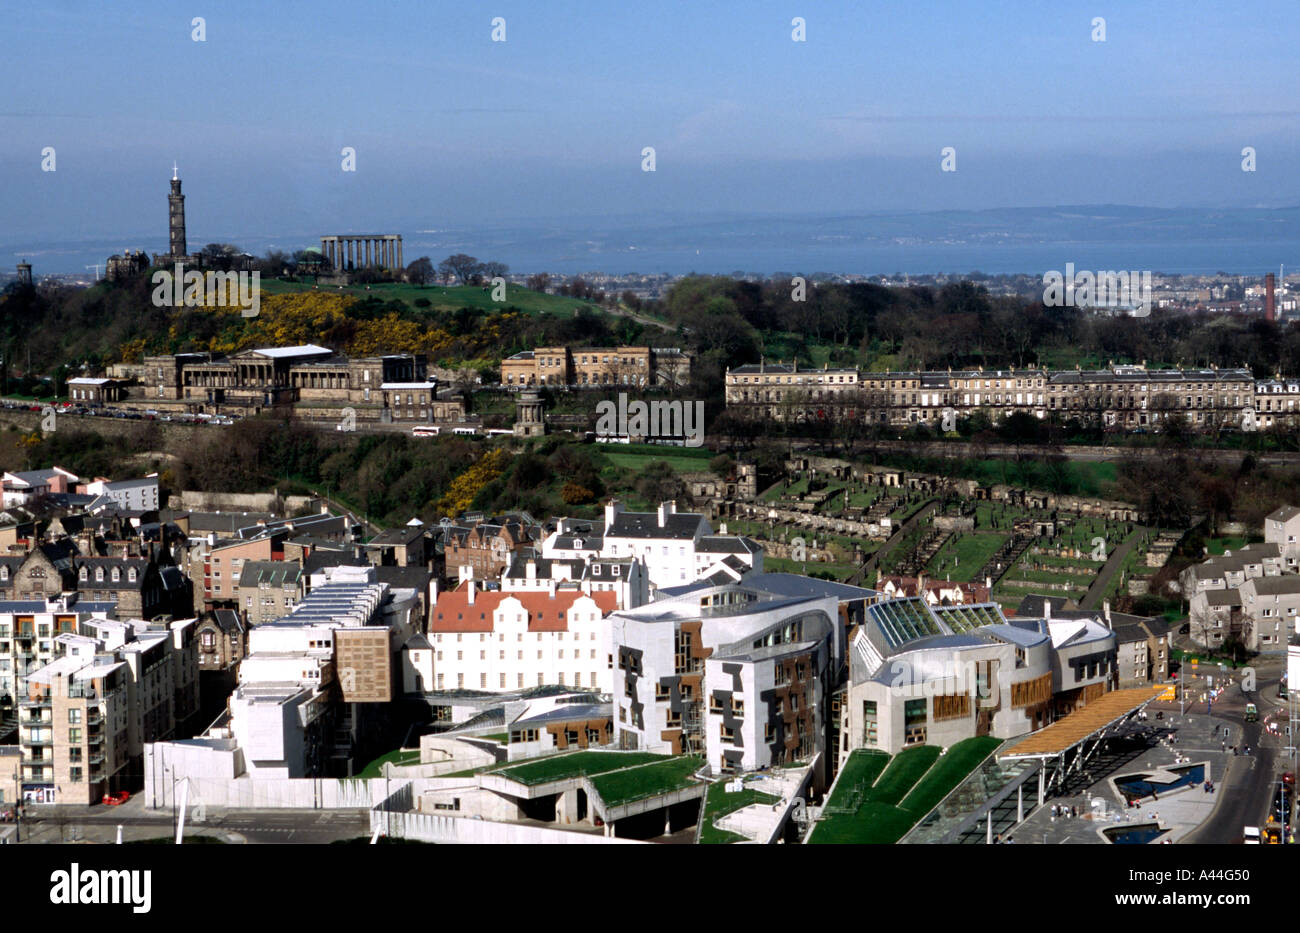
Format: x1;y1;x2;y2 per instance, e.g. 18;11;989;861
526;273;551;293
406;257;435;286
438;254;482;286
481;261;509;280
199;243;242;271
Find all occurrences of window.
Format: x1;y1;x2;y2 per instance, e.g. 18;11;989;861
68;728;81;744
70;767;83;783
903;699;926;727
68;709;81;724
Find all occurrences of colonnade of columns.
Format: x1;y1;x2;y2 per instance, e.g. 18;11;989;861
319;234;403;271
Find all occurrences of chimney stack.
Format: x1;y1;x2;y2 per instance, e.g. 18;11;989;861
1266;273;1276;322
1103;599;1112;628
467;580;476;605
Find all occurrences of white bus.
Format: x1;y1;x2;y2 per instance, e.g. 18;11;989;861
411;425;440;437
451;426;479;437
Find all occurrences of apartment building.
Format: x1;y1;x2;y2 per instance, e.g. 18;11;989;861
607;577;848;783
194;608;246;672
429;582;619;692
18;616;198;805
237;561;303;625
1238;575;1300;649
444;519;534;582
0;596;118;710
1265;505;1300;571
1;467;79;509
1182;530;1300;651
78;476;160;512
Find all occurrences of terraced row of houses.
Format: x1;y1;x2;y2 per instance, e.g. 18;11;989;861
725;360;1300;431
1182;506;1300;651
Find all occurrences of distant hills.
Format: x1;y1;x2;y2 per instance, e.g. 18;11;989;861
9;205;1300;277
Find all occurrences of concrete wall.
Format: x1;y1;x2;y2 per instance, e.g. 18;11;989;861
170;490;317;513
379;810;643;844
148;773;394;810
415;782;523;821
417;735;497;772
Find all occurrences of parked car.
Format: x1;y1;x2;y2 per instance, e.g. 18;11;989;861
102;791;130;806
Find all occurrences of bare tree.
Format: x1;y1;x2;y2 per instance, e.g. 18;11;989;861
438;254;482;286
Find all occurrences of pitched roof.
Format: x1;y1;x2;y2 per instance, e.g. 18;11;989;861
238;561;302;588
431;587;618;633
1267;505;1300;523
606;510;704;540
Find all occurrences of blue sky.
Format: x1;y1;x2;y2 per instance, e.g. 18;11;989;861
4;0;1299;243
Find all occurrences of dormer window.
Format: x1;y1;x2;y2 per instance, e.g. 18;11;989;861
111;568;121;583
79;567;87;581
128;568;137;583
1;566;9;581
95;568;104;582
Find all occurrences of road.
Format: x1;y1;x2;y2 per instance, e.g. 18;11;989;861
1180;655;1289;844
16;804;370;845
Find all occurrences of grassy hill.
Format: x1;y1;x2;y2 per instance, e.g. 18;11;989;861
257;278;603;317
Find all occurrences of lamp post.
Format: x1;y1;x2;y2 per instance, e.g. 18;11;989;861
163;765;177;838
11;768;19;843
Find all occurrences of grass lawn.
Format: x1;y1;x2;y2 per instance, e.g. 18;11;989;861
589;756;703;807
603;452;717;473
926;533;1008;582
898;737;1002;816
1204;535;1260;556
699;783;780;844
489;750;669;786
809;741;995;845
480;733;509;743
356;748;422;778
869;746;941;805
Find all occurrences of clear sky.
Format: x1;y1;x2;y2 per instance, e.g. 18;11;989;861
5;0;1299;242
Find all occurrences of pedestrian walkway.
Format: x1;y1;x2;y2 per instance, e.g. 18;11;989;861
1000;710;1239;844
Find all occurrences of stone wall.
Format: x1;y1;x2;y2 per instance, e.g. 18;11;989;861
169;490;318;514
0;408;205;445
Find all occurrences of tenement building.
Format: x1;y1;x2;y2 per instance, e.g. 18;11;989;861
726;360;1279;432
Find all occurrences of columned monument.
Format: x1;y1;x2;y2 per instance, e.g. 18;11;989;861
319;234;403;272
513;388;547;438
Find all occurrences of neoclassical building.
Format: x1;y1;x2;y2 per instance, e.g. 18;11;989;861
726;360;1280;433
